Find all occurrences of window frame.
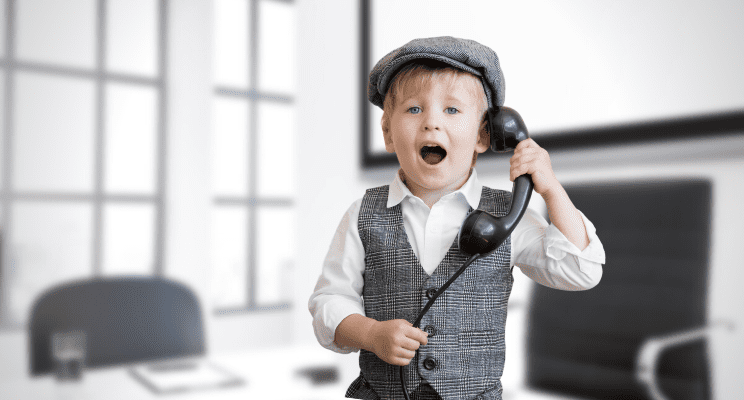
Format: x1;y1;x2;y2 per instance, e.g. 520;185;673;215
0;0;168;330
211;0;295;316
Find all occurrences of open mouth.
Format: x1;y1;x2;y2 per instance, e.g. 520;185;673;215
420;145;447;165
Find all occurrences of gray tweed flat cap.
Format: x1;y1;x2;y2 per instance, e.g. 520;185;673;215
368;36;505;110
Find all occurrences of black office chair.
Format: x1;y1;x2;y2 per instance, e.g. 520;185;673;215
525;179;717;400
29;276;205;375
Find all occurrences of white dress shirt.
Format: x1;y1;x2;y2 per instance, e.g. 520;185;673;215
309;169;605;353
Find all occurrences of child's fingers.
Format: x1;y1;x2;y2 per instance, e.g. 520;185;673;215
510;153;538;169
408;327;429;345
510;148;539;168
395;320;426;344
510;166;528;182
395;347;416;360
400;335;424;351
512;145;541;159
510;143;552;181
514;138;537;151
510;156;537;181
514;139;530;150
389;356;413;366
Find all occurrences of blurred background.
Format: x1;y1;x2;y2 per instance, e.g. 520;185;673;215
0;0;743;399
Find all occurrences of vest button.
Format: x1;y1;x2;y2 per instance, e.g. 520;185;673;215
423;325;437;337
426;288;437;299
423;357;437;370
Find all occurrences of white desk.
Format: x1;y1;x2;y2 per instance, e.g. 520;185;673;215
1;344;352;400
0;344;576;400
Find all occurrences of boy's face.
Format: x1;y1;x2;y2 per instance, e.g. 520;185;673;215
382;71;489;196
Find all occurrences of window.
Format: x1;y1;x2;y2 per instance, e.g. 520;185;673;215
0;0;166;329
211;0;296;314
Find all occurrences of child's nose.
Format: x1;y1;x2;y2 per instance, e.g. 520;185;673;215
422;110;441;131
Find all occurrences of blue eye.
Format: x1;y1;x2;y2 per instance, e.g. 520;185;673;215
445;107;459;114
408;106;422;114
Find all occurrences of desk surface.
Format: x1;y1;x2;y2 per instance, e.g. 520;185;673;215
0;344;576;400
1;345;353;400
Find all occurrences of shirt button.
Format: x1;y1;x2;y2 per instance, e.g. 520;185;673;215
423;325;437;337
426;288;437;299
423;357;438;370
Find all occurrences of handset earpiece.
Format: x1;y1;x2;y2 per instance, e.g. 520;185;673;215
487;106;530;153
458;106;534;256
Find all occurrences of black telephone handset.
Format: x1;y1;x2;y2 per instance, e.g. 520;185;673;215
458;106;534;257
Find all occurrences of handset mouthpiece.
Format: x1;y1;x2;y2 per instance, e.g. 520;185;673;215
458;175;533;256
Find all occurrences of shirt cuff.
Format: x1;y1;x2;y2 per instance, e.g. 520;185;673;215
311;297;366;354
544;210;606;271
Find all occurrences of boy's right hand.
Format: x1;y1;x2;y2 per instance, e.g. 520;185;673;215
368;319;428;366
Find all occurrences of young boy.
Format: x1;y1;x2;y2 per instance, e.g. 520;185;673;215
309;37;605;400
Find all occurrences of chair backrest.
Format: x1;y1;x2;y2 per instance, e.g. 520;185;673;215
526;179;712;400
29;277;205;375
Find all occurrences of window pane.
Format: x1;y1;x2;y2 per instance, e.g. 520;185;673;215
106;0;159;77
7;202;92;325
212;96;249;197
104;83;158;194
0;0;6;58
258;0;295;94
210;206;249;308
370;106;385;154
213;0;250;89
102;203;155;276
256;207;294;305
16;0;96;69
0;69;4;188
257;102;294;197
14;72;95;192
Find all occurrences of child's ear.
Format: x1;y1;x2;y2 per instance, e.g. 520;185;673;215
475;116;490;153
381;113;396;153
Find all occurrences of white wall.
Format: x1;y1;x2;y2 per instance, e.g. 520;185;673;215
293;0;363;344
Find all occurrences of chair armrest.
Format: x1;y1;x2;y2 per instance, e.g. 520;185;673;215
635;320;735;400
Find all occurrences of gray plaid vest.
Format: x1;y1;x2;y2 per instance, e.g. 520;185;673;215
346;185;513;400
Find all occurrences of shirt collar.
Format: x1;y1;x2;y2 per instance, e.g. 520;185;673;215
387;168;483;210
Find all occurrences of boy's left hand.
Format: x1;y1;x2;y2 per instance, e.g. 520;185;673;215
509;139;560;197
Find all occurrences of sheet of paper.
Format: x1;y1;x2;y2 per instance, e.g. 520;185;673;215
130;360;244;394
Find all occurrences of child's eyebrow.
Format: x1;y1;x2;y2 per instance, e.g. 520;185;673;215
443;94;475;105
444;94;467;102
